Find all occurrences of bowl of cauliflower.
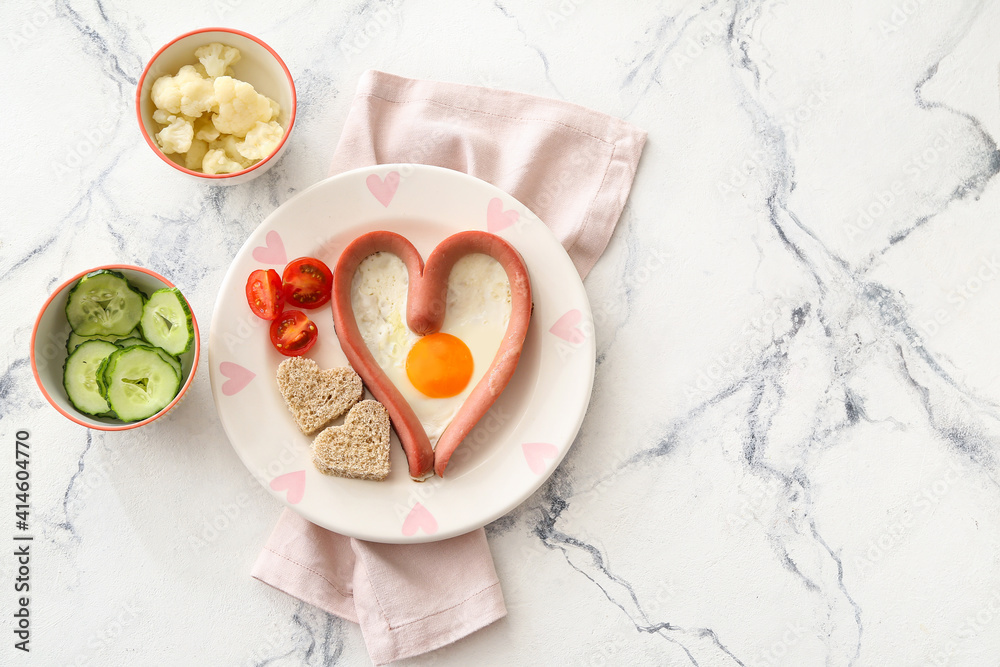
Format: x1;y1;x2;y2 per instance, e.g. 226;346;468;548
136;28;296;184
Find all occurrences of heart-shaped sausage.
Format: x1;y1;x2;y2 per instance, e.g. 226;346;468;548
332;230;532;478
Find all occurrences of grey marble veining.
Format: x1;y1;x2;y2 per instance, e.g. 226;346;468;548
2;0;999;665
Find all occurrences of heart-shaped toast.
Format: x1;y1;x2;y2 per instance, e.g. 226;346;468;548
312;400;391;481
275;357;364;434
332;230;532;479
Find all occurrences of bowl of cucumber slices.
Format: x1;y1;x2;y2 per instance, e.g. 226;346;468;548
31;265;199;430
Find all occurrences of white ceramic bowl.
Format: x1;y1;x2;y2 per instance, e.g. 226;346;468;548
135;27;296;185
31;265;201;431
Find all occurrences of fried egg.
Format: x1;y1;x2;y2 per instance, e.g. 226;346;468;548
351;252;512;446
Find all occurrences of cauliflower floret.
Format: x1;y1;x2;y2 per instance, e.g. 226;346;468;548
185;139;209;170
237;121;284;161
201;148;245;175
154;114;194;154
211;76;275;137
151;75;183;114
195;42;242;78
211;135;254;168
150;65;215;117
193;115;220;142
153;108;195;126
268;98;281;122
193;62;234;79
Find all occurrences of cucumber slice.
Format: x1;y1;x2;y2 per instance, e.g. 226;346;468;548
139;288;194;356
63;340;119;416
103;346;181;421
97;355;113;397
153;348;182;377
113;344;184;383
115;336;146;349
66;270;144;336
101;345;181;393
114;342;183;378
67;328;141;353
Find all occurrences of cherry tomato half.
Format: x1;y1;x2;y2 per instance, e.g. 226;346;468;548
282;257;333;309
246;269;284;320
269;310;318;356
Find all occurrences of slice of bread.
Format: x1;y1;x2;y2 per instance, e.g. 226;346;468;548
276;357;363;435
312;400;391;481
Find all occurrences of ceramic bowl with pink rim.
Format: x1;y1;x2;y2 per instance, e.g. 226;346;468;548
136;27;296;185
31;265;200;431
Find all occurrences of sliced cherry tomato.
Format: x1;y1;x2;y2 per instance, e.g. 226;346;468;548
282;257;333;309
246;269;284;320
269;310;318;356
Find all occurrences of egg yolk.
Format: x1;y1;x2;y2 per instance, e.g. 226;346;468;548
405;333;474;398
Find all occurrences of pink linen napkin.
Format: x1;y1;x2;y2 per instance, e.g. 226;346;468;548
252;70;646;665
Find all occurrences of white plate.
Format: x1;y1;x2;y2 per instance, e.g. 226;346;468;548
208;164;595;543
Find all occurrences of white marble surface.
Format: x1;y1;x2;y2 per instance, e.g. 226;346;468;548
3;0;1000;665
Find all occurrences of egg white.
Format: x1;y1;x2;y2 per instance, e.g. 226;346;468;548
351;252;512;446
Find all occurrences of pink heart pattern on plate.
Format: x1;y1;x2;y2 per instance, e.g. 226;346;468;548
402;502;438;536
522;442;559;474
219;362;255;396
270;470;305;504
486;197;519;233
366;171;400;207
252;230;287;265
550;309;585;344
